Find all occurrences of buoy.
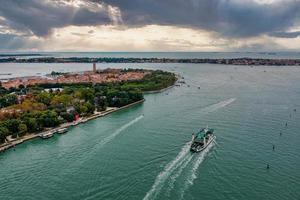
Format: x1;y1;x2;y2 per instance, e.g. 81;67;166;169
267;164;270;169
272;145;275;150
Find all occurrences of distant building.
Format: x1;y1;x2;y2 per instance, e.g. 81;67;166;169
93;63;97;73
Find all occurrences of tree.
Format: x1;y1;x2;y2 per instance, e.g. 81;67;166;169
51;94;72;107
38;110;59;127
79;105;88;115
36;92;52;105
24;117;39;132
60;112;75;122
0;94;18;108
0;126;9;143
18;123;27;137
75;88;95;102
5;119;21;134
85;102;95;114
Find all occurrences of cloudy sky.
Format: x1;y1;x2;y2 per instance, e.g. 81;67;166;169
0;0;300;52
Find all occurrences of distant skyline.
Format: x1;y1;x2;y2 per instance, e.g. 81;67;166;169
0;0;300;52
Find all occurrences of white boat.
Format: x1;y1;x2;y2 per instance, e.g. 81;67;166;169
39;131;54;139
80;118;88;123
57;128;68;134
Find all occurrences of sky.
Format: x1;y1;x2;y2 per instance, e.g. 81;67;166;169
0;0;300;52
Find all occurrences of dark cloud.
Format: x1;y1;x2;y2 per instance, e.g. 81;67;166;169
269;31;300;38
1;0;300;38
100;0;300;37
0;0;113;36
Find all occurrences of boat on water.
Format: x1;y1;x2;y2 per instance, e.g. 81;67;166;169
39;131;55;139
190;127;216;153
72;121;80;126
80;118;88;123
57;128;68;134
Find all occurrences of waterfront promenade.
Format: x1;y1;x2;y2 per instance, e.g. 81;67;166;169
0;99;145;153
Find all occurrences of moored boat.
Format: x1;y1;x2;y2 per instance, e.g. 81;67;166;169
72;121;80;126
190;127;215;153
57;128;68;134
80;118;88;123
39;131;55;139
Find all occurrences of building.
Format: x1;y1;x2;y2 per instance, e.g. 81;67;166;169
93;63;97;73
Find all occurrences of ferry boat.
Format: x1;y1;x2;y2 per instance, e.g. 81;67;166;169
190;127;216;153
39;131;55;139
57;128;68;134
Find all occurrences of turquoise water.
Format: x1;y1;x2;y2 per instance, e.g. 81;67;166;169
0;63;300;200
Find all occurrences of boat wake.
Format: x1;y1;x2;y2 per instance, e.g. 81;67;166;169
143;141;192;200
143;139;216;200
166;154;193;196
143;99;231;199
180;142;215;199
98;115;144;148
199;98;236;114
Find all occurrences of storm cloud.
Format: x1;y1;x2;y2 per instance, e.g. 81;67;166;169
0;0;300;38
0;0;118;36
269;31;300;38
0;0;300;51
100;0;300;38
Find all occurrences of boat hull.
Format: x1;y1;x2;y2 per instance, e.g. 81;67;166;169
39;133;54;139
57;128;68;134
190;135;216;153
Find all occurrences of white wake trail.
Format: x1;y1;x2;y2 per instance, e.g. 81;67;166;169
200;98;236;114
98;115;144;147
143;142;192;200
166;154;193;195
143;98;235;200
180;142;215;199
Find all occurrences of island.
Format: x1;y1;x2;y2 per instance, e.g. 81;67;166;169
0;67;177;152
1;57;300;66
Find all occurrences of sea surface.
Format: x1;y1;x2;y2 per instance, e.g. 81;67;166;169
1;51;300;59
0;53;300;200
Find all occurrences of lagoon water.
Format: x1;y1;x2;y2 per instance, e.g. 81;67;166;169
0;58;300;199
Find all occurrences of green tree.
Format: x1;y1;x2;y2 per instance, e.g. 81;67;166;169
5;119;21;136
38;110;60;127
18;123;27;137
60;112;75;122
6;94;18;105
0;126;9;143
24;117;39;132
36;92;52;105
86;102;95;114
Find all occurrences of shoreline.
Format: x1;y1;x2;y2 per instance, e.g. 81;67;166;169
144;84;175;94
144;74;180;94
1;57;300;66
0;99;145;153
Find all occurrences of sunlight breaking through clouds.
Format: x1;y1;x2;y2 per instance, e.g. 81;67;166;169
0;0;300;51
